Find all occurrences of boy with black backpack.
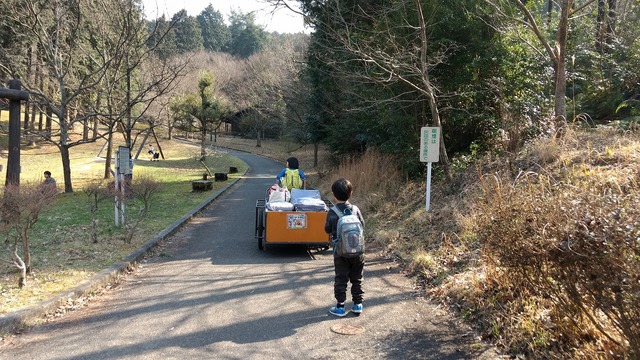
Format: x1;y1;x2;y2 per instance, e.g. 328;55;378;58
325;178;365;317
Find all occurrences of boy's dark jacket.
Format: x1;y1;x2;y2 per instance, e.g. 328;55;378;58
324;201;365;243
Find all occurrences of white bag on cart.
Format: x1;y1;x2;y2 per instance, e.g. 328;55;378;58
266;201;295;211
268;185;290;203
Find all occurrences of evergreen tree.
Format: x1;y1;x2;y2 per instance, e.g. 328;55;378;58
171;9;203;54
227;11;267;58
197;5;230;52
147;15;178;60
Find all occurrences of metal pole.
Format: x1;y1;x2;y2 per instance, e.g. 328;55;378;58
114;171;120;227
120;174;125;225
426;162;432;212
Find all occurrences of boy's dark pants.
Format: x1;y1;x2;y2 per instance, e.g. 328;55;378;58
334;255;365;304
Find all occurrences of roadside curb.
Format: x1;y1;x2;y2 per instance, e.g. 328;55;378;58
0;176;242;334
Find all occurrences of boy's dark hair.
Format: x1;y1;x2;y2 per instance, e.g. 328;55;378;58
286;157;299;170
331;178;353;201
44;171;51;176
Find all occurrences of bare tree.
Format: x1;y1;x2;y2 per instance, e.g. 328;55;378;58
516;0;571;135
7;0;116;193
302;0;453;180
1;183;56;287
225;53;287;148
5;0;185;192
96;1;186;178
83;181;112;243
484;0;582;135
121;176;162;244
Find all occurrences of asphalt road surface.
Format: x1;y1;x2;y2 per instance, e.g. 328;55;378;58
0;151;501;360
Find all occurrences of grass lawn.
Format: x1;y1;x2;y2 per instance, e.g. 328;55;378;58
0;132;248;314
0;109;331;315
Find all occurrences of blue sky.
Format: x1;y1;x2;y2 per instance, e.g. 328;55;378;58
141;0;308;34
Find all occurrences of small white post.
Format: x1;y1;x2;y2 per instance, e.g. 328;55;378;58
426;162;432;212
120;174;126;226
114;172;120;227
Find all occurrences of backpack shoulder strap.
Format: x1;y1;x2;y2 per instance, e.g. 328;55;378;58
331;206;343;218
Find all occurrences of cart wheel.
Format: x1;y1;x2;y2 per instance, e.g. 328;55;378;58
257;209;266;250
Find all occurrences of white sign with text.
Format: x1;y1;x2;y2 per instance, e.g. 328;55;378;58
419;127;441;212
420;127;440;163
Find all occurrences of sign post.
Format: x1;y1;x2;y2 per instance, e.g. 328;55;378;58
115;146;131;227
419;127;440;212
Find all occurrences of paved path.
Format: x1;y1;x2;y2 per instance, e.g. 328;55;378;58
0;151;500;359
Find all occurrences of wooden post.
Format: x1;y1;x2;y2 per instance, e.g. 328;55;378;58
1;80;30;186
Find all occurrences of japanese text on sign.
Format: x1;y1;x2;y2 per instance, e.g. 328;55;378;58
419;127;440;163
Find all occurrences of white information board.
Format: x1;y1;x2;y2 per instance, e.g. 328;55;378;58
419;127;441;212
420;127;440;163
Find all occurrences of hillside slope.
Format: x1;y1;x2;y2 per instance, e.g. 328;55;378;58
365;126;640;359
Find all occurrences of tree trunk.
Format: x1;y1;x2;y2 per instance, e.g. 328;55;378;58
167;108;173;140
38;109;44;131
514;0;570;135
605;0;616;47
45;109;52;138
414;0;452;182
22;228;31;275
61;145;73;193
200;127;207;158
596;0;606;50
29;102;37;146
546;0;553;29
105;129;114;179
11;241;27;288
93;93;102;141
24;45;33;133
554;0;571;134
38;64;44;131
23;99;30;131
93;117;99;141
83;118;89;141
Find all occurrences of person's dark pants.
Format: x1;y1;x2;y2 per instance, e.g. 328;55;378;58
334;255;365;304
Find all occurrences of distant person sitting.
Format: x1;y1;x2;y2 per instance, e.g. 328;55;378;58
42;170;57;194
276;157;306;190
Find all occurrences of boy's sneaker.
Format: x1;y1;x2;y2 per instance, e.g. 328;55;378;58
329;305;347;317
352;303;363;315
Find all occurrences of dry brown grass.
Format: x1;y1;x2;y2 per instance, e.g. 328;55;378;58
321;150;402;206
367;125;640;359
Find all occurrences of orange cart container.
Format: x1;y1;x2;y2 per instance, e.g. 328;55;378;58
255;196;333;251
